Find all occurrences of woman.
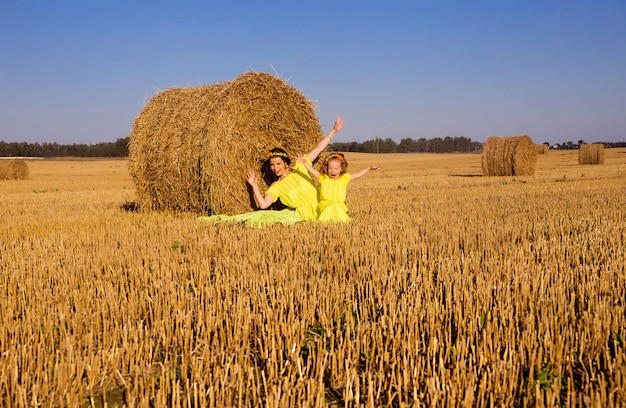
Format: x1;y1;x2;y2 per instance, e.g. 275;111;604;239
198;115;343;227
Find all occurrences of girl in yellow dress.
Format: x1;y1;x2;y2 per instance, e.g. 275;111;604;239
298;152;380;223
198;115;344;227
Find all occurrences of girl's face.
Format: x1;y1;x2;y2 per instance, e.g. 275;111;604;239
269;157;288;177
327;159;343;179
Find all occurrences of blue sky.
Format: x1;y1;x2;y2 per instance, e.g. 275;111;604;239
1;1;625;145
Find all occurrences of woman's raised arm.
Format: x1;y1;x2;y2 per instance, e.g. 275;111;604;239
246;169;275;209
305;115;343;162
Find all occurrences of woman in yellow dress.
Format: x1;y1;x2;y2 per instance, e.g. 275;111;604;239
198;115;344;227
298;153;380;223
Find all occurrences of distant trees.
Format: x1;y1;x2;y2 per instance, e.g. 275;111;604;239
2;135;623;157
552;140;626;150
0;137;129;157
332;136;481;153
332;137;625;153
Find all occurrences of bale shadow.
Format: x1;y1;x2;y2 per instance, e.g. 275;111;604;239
120;201;140;212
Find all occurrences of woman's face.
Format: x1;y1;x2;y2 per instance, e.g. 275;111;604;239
269;157;288;177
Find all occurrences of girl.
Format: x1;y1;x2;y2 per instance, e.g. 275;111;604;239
297;152;380;223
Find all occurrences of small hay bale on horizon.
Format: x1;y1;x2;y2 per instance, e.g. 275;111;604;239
536;144;548;154
0;159;29;180
128;71;323;215
481;135;537;176
578;143;605;165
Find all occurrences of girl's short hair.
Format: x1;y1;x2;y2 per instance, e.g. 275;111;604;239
321;152;348;175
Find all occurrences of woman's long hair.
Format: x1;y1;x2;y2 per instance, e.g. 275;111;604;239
260;148;290;210
261;148;291;184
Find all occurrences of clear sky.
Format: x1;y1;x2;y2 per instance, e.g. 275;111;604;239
1;0;625;145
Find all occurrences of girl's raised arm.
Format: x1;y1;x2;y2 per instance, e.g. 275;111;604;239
297;154;321;179
350;164;381;181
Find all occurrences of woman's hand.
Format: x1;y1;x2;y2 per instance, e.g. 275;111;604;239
333;115;344;133
246;169;258;185
296;153;306;164
307;114;344;162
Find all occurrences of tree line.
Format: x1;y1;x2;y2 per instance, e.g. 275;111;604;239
331;137;626;153
1;136;480;157
554;140;626;150
331;136;482;153
0;138;130;157
0;136;624;158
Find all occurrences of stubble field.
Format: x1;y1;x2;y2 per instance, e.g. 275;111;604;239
1;149;625;407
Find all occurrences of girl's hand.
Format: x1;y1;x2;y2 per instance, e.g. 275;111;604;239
370;165;381;171
296;153;306;163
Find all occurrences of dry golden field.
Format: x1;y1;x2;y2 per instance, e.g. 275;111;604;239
1;149;625;407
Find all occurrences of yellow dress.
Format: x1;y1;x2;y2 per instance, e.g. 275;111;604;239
197;160;319;227
265;161;319;221
317;173;351;223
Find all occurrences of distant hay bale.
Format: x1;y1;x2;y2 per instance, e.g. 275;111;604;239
536;144;548;154
481;135;537;176
578;143;605;165
0;159;29;180
128;72;323;214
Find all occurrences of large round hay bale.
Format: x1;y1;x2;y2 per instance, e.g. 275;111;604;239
128;72;323;214
481;135;537;176
578;143;605;165
0;159;29;180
